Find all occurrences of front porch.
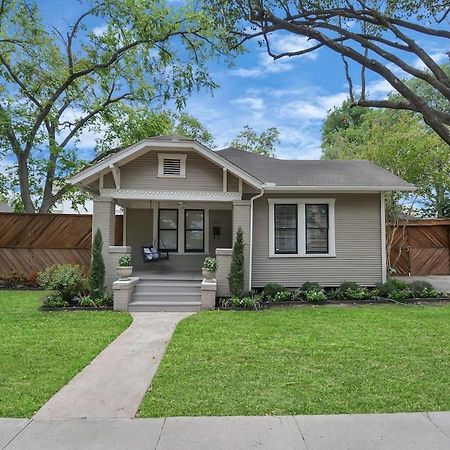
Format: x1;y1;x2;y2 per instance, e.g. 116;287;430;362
92;194;252;311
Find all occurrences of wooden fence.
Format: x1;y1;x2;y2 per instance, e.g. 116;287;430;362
0;213;123;276
390;219;450;276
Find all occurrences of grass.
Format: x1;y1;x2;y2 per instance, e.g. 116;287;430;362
0;290;132;418
139;305;450;417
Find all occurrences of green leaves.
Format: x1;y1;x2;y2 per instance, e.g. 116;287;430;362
230;125;280;157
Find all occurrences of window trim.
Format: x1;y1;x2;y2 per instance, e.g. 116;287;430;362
268;198;336;258
158;208;178;252
274;204;298;254
157;153;187;178
184;209;205;253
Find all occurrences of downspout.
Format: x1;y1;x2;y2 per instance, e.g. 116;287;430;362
248;186;265;291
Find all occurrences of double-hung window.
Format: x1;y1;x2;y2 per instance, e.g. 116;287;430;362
269;199;335;257
158;209;178;252
185;209;204;252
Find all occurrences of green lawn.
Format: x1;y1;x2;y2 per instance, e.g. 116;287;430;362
0;290;132;418
140;305;450;417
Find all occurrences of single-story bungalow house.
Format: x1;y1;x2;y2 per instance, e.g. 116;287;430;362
69;135;414;311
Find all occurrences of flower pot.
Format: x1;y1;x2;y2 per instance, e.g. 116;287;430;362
116;266;133;280
202;268;216;280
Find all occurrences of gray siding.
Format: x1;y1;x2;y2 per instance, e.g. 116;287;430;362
252;193;382;287
126;209;153;267
118;151;224;191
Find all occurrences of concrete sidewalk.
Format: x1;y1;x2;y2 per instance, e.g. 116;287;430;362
34;312;192;420
1;412;450;449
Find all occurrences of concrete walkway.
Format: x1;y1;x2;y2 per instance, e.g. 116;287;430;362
2;412;450;449
397;275;450;294
34;312;192;420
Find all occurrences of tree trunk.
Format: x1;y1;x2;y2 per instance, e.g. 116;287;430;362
17;153;35;213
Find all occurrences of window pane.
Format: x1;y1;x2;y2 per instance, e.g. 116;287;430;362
306;228;328;253
185;230;204;251
185;210;204;230
159;230;177;250
275;229;297;253
159;210;177;229
306;205;328;228
275;205;297;228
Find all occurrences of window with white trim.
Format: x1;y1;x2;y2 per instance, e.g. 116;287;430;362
268;199;336;258
157;153;187;178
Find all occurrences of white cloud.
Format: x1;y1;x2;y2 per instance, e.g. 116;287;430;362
279;92;348;120
366;79;394;98
413;52;448;70
269;34;319;60
231;67;263;78
231;97;265;112
92;24;108;36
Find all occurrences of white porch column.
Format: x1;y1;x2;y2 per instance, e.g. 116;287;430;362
232;200;251;290
92;197;130;290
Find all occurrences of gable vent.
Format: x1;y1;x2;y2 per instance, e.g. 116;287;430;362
163;158;181;175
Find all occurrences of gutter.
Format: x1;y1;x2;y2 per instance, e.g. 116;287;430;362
248;186;265;291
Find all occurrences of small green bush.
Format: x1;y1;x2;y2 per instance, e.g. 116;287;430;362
230;296;259;309
408;280;434;296
42;293;69;308
274;290;292;302
38;264;87;301
388;289;413;301
202;257;218;272
228;227;245;297
291;289;304;301
305;290;327;302
302;281;322;292
262;283;284;299
89;229;105;300
333;282;374;300
376;279;408;297
0;271;27;288
78;294;97;307
118;254;132;267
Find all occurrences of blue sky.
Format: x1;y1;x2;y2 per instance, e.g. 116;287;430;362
36;1;448;160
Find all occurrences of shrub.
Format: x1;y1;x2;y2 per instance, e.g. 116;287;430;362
388;289;413;301
118;254;132;267
89;229;105;300
38;264;87;301
274;290;292;302
230;295;259;309
78;294;97;307
203;257;218;272
262;283;284;300
305;290;327;303
333;282;373;300
302;281;322;292
228;227;245;297
408;280;434;296
376;279;408;297
291;289;304;301
42;293;69;308
26;272;39;287
0;271;27;288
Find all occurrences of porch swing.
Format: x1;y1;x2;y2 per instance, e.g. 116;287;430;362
141;236;170;263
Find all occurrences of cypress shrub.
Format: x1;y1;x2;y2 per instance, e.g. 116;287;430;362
228;226;244;297
89;229;105;299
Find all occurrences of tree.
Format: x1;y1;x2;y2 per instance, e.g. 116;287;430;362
0;0;232;212
322;105;450;217
228;226;244;296
96;107;215;157
207;1;450;145
230;125;280;156
89;229;105;300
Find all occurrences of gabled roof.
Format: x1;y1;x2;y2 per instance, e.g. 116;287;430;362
217;148;415;192
68;136;263;189
68;136;415;192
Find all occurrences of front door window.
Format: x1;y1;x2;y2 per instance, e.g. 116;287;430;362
158;209;178;252
185;209;204;252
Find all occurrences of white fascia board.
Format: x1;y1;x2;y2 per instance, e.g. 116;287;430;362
69;139;263;189
263;185;416;192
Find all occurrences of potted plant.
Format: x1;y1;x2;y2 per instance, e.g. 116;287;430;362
202;257;218;280
117;254;133;280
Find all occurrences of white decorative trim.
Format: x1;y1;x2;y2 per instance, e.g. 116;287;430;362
69;139;263;189
100;188;242;202
263;185;415;192
157;153;187;178
380;192;387;282
268;198;336;258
